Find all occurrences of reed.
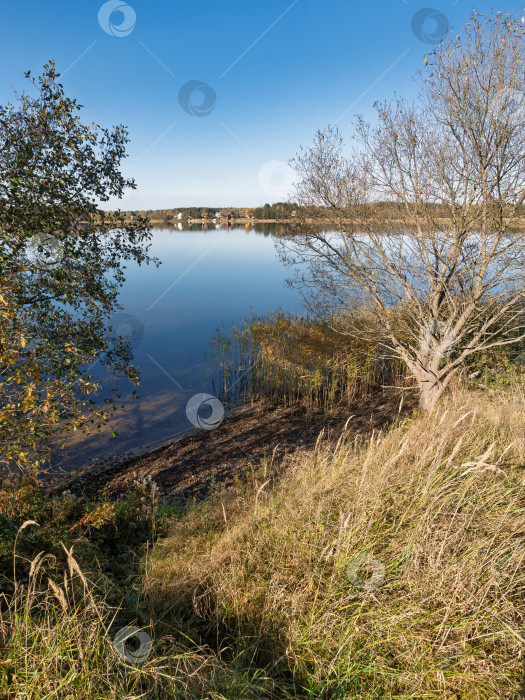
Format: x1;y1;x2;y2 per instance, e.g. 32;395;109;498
211;311;408;413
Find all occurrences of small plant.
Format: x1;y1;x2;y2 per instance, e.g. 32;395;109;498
0;475;170;592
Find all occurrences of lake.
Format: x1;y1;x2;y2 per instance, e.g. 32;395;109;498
53;225;304;470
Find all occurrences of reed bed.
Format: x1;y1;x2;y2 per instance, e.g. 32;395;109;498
146;387;525;699
211;312;408;412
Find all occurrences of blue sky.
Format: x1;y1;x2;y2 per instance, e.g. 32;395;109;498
0;1;522;209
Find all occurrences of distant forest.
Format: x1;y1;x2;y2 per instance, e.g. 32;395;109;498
122;202;299;220
119;201;525;223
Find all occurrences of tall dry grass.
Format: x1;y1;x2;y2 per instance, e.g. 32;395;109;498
211;311;408;413
146;387;525;698
0;525;276;699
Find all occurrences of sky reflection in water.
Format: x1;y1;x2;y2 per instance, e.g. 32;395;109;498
54;226;304;470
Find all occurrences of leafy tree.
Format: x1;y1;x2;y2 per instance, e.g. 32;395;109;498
0;62;154;471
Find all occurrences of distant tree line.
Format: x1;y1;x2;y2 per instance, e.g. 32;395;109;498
253;203;299;219
118;201;525;223
120;203;302;220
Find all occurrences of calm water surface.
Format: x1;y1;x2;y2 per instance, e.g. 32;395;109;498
54;226;304;470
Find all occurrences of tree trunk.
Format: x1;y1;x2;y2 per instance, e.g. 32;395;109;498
418;380;446;411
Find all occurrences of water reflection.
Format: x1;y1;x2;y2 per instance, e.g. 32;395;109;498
158;221;284;236
52;225;302;471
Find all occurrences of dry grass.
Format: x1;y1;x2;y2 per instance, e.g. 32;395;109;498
3;385;524;698
146;387;525;698
0;528;276;699
212;311;408;413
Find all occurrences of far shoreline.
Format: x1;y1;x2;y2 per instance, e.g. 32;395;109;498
125;217;525;230
142;218;283;225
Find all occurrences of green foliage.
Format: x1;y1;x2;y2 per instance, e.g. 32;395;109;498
0;475;181;595
254;202;297;219
0;62;155;470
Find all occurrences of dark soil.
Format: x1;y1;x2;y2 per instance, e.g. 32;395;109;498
48;394;416;505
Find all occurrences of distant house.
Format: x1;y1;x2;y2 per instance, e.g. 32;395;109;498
202;212;208;218
215;212;223;219
176;212;183;220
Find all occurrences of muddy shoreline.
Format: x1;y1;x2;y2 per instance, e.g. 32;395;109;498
48;394;415;504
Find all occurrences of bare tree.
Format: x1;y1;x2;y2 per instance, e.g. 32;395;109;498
282;11;525;410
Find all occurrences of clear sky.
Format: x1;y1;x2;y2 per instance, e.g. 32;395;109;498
1;1;522;209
